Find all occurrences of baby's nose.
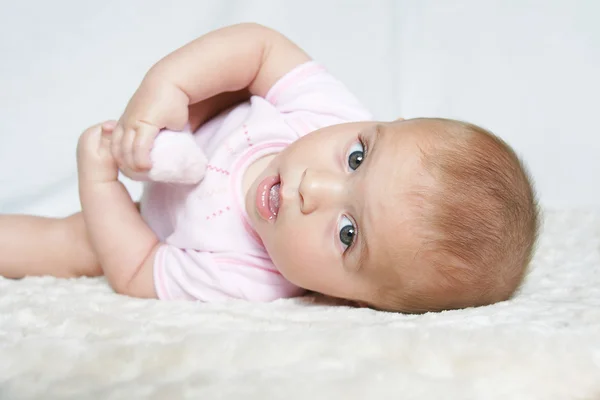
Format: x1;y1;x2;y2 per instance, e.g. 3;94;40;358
298;169;346;214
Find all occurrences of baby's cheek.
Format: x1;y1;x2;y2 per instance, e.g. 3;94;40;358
270;240;310;279
274;240;304;266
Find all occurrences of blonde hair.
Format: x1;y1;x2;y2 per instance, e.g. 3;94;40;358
370;118;539;313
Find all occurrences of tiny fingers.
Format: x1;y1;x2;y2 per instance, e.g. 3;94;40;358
121;128;137;171
111;124;125;167
132;123;159;170
110;122;159;173
101;120;117;132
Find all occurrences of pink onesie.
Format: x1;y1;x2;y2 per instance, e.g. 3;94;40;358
140;61;372;302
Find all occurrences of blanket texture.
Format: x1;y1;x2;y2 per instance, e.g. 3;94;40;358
1;210;599;399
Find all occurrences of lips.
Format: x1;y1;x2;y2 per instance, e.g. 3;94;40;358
256;175;281;221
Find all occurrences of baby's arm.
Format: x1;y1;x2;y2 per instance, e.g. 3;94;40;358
112;23;311;175
77;123;157;298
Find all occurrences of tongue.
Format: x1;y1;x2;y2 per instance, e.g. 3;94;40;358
269;183;281;216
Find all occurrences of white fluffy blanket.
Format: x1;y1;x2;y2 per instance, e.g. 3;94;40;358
1;210;599;399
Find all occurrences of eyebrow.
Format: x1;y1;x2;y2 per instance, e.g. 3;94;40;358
355;125;384;270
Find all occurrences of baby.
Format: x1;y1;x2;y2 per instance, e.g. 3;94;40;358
0;23;539;313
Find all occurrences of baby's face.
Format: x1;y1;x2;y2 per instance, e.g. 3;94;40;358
245;120;428;302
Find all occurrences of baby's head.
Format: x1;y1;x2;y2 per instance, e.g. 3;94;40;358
362;118;539;312
246;118;539;313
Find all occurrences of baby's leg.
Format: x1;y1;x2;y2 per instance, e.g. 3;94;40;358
0;212;101;279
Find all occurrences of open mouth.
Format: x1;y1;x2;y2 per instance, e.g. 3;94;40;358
268;181;281;216
256;175;281;221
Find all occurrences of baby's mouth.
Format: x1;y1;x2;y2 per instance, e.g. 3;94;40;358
256;175;281;221
269;182;281;216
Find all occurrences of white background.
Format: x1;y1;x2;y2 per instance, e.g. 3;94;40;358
0;0;598;216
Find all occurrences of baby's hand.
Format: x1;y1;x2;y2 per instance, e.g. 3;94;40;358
111;75;190;174
76;121;119;183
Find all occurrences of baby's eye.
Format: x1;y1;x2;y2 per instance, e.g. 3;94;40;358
347;141;365;171
338;215;357;251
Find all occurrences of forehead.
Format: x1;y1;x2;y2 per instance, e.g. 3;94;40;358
361;122;432;272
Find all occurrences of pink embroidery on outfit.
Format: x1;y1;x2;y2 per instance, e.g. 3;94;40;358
205;206;231;220
243;124;253;146
206;164;230;175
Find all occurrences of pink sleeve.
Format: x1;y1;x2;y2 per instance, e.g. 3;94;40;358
153;244;299;302
264;61;373;135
